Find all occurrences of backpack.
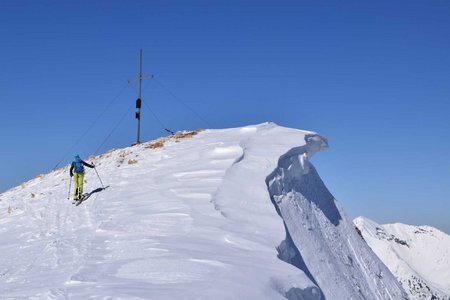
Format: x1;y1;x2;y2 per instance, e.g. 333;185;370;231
73;158;85;173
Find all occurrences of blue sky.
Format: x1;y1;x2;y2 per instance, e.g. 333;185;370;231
1;1;449;233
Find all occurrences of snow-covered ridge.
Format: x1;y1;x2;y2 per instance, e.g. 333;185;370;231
355;216;450;300
0;123;406;299
266;133;408;300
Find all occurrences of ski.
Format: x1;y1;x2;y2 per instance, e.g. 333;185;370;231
75;193;90;206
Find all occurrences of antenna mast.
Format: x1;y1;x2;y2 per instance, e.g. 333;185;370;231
129;49;154;145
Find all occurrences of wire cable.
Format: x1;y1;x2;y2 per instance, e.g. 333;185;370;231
94;102;134;155
142;100;174;135
138;80;175;135
153;78;212;128
53;82;131;169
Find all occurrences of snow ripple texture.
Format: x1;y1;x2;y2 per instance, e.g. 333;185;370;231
0;123;408;300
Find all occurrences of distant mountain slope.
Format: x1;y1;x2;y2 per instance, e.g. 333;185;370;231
0;123;406;299
354;217;450;300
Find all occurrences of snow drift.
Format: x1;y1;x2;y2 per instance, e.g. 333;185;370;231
0;123;406;299
266;133;408;300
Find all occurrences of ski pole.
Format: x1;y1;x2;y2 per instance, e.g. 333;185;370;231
67;175;72;200
94;166;105;189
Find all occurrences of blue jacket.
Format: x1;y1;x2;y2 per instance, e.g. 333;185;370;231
70;159;94;176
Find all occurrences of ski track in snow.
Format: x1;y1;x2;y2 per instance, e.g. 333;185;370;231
0;123;410;300
0;169;99;299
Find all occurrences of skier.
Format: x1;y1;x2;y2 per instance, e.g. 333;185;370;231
70;155;94;202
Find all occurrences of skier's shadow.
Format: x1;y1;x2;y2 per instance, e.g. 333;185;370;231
77;186;110;206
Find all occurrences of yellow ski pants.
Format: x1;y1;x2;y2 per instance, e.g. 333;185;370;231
73;172;85;199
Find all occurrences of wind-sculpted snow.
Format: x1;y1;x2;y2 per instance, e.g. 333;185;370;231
0;123;322;300
266;134;409;300
0;123;409;299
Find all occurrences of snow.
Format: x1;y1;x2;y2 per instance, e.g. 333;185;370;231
0;123;406;299
266;134;408;300
355;216;450;300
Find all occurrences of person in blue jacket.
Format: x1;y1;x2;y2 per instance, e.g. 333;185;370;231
70;155;94;201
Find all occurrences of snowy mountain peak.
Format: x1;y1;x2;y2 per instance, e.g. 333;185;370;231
355;216;450;300
0;123;406;299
